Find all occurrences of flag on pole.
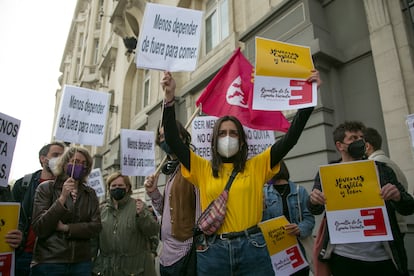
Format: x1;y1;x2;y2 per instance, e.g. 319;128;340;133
196;48;290;132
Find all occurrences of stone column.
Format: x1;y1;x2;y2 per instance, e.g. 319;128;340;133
363;0;414;193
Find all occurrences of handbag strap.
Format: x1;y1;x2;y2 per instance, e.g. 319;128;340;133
224;168;238;191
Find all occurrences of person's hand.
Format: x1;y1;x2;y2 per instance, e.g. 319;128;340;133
56;220;69;233
381;183;401;202
285;223;300;236
5;229;22;248
161;71;176;102
59;177;76;205
307;69;322;89
136;198;145;215
144;173;159;194
309;189;326;205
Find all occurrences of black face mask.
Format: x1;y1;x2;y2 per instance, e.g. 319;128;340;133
110;188;126;201
162;159;179;175
160;141;173;155
347;139;366;159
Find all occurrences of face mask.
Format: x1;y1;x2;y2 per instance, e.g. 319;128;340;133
66;164;87;181
347;139;366;159
217;136;239;158
160;141;173;155
110;187;126;201
161;159;179;175
47;157;59;174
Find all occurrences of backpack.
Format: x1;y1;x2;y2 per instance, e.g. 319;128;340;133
21;173;33;191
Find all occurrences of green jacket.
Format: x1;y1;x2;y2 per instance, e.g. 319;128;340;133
93;197;160;276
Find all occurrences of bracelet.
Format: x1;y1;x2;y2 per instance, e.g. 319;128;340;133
164;98;175;107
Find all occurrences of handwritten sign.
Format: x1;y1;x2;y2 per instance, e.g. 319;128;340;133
319;160;393;244
191;116;275;160
87;168;105;198
135;3;203;71
120;129;155;176
253;37;317;111
0;113;20;187
54;85;110;146
259;216;308;275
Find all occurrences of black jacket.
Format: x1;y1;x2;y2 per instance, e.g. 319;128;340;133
12;169;42;252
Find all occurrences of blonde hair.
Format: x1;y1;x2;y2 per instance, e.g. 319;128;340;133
106;171;132;195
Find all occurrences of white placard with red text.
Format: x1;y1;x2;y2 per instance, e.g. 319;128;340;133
259;216;309;275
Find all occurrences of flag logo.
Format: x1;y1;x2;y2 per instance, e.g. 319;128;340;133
226;76;248;108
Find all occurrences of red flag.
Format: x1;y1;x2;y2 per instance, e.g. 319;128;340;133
196;48;290;132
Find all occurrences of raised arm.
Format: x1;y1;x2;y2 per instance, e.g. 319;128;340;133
270;69;321;168
162;71;191;170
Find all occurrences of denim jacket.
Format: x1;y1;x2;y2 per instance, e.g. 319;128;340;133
263;180;315;238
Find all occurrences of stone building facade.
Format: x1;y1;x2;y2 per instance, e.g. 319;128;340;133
55;0;414;273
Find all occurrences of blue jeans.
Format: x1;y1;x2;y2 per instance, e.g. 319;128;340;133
196;231;273;276
30;261;92;276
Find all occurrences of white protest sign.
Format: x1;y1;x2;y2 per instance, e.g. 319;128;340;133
87;168;105;198
54;85;110;146
121;129;155;176
192;116;275;160
135;3;203;72
0;112;20;187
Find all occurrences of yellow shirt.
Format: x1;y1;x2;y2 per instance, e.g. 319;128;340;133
181;147;280;233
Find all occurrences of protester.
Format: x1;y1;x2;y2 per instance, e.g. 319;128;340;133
145;121;201;276
160;69;321;275
93;171;159;276
308;121;414;275
12;141;66;276
263;160;315;275
0;185;23;251
31;146;101;275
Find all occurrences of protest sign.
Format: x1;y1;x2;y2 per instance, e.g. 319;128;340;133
191;116;275;160
0;112;20;187
253;37;317;111
0;252;14;276
120;129;155;176
0;203;20;253
54;85;110;146
319;160;393;244
259;216;308;275
135;3;203;71
87;168;105;198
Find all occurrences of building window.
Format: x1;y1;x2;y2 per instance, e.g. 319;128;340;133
94;39;100;65
143;70;150;108
205;0;229;53
407;0;414;25
78;33;84;52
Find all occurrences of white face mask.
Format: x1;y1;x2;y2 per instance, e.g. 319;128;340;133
47;157;59;175
217;136;239;158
